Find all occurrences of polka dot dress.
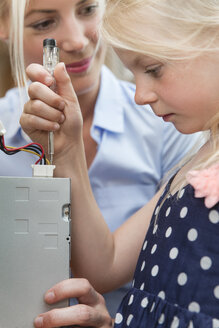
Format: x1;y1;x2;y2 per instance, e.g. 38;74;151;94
114;176;219;328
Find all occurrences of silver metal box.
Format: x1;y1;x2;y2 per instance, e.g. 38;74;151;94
0;176;71;328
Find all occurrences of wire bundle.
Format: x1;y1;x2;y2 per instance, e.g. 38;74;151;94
0;135;49;165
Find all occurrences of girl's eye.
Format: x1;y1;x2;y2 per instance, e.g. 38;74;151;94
145;65;162;78
79;4;99;16
30;19;56;31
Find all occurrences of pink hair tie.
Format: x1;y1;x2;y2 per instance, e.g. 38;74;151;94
186;163;219;208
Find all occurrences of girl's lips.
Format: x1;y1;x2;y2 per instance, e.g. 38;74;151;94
162;114;174;122
65;57;92;74
158;113;174;122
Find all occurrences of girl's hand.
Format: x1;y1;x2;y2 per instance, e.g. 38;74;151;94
20;62;83;165
34;278;113;328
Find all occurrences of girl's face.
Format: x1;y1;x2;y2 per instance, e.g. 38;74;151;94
23;0;105;96
116;49;219;134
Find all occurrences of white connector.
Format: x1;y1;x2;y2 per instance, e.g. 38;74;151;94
0;120;6;136
32;165;56;178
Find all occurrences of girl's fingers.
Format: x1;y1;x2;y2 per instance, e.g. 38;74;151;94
28;82;65;112
20;112;60;133
26;63;54;87
54;63;78;105
24;98;65;125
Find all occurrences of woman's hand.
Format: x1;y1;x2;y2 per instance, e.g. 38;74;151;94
20;62;83;168
34;278;113;328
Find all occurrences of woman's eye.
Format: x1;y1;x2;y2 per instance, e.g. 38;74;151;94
145;65;162;78
79;4;99;16
30;19;56;31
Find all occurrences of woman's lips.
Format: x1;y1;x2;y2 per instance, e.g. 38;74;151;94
65;57;92;74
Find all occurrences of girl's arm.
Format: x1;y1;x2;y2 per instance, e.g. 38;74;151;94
20;63;163;293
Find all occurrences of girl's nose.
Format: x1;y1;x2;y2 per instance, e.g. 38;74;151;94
59;17;89;52
134;80;158;106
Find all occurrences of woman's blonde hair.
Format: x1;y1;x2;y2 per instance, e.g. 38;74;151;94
0;0;29;89
102;0;219;190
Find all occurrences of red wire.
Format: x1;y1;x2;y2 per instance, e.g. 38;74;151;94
1;135;45;164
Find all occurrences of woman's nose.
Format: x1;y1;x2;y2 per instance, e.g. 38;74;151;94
59;17;89;52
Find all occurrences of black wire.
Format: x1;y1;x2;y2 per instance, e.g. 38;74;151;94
0;136;47;165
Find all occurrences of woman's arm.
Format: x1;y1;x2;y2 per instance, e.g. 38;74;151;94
20;62;163;293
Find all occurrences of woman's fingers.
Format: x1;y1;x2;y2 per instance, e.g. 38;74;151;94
34;303;112;328
44;279;99;306
34;279;113;328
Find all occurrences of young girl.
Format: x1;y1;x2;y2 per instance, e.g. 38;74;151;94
20;0;218;327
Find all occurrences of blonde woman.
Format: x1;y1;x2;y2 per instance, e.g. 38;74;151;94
0;0;199;320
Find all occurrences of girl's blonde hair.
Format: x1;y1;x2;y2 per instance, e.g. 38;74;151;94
0;0;29;89
102;0;219;191
102;0;219;61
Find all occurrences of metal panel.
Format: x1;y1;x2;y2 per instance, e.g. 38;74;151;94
0;176;71;328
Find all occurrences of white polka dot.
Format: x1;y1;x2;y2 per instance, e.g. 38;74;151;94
187;228;198;242
166;206;171;217
165;226;172;238
132;279;135;287
214;285;219;299
188;321;194;328
177;272;188;286
150;302;155;312
180;207;188;218
155;205;160;215
142;240;147;251
209;210;219;224
115;313;123;324
158;313;165;324
151;265;159;277
153;224;158;234
200;256;212;270
213;318;219;328
188;302;200;313
141;261;146;271
128;294;134;305
158;291;166;300
178;188;185;199
169;247;179;260
140;283;145;290
151;244;157;254
126;314;134;326
170;316;179;328
141;297;149;308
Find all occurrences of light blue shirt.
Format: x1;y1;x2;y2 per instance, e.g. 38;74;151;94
0;66;200;316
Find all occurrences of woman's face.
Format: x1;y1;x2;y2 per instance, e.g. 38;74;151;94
23;0;106;96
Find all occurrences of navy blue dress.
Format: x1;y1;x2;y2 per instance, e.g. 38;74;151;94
114;176;219;328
